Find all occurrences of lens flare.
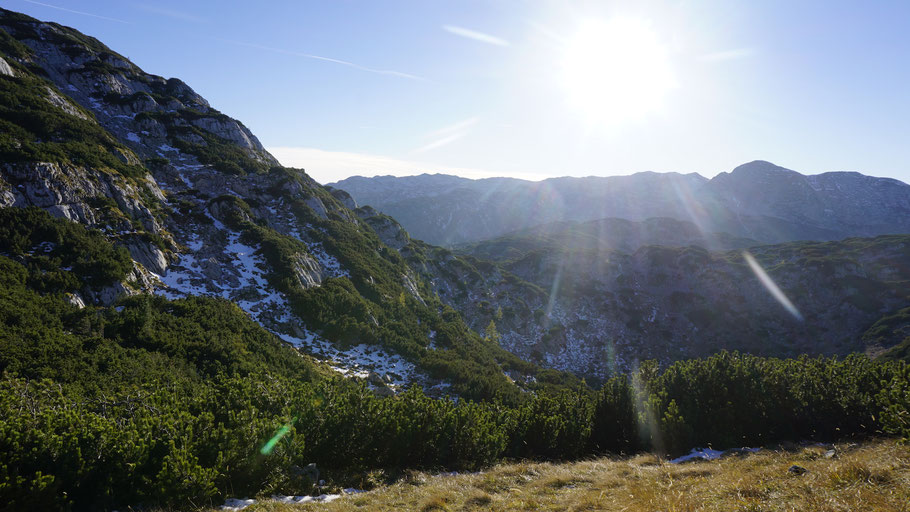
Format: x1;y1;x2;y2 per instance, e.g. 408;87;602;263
260;418;297;455
742;251;803;321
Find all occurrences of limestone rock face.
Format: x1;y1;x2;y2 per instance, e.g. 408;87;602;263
189;116;270;156
328;187;358;210
363;214;410;250
43;86;90;120
292;253;323;289
64;292;86;309
1;161;162;231
123;235;169;275
401;272;425;306
0;55;15;76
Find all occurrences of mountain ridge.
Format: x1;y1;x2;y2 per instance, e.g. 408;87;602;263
330;160;910;247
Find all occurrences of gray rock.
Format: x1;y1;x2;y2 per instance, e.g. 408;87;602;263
201;258;223;281
190;117;269;155
368;372;385;386
304;195;328;219
44;86;90;121
365;215;410;250
292;253;322;289
401;272;426;306
64;292;86;309
123;236;168;275
788;465;808;475
0;56;15;77
328;187;357;210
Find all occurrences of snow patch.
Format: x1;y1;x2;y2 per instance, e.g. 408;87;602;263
669;446;760;464
277;331;418;387
125;132;140;143
221;490;365;511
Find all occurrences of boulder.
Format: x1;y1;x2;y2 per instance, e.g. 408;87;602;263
788;465;807;475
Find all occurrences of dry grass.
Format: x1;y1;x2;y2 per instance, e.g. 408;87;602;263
225;439;910;512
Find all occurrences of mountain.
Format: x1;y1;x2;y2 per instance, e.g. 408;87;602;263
330;172;711;246
0;7;569;402
329;162;910;247
410;227;910;377
0;9;908;510
2;5;908;386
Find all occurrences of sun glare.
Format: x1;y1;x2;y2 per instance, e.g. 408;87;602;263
562;17;675;124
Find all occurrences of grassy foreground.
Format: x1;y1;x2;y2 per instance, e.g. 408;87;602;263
234;439;909;512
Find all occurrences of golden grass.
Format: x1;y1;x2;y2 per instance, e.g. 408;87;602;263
223;439;910;512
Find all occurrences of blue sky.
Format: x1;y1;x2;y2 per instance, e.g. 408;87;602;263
6;0;910;183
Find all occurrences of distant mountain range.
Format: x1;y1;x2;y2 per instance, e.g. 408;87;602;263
330;162;910;247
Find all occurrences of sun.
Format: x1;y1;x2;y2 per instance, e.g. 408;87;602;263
561;17;675;124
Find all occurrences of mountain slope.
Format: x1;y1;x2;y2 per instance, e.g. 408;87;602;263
354;206;910;379
0;7;571;401
476;235;910;377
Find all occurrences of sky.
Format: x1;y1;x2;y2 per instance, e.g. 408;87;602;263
5;0;910;184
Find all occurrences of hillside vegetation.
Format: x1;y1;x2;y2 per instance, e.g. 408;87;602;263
3;229;908;509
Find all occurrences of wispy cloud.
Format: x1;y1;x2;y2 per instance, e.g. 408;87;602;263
132;3;205;23
413;132;466;153
267;146;537;184
218;38;425;81
413;117;478;153
443;25;509;46
698;47;756;63
426;117;478;138
23;0;133;24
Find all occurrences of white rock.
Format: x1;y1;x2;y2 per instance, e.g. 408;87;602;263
0;56;15;77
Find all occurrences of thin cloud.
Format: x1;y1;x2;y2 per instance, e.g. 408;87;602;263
698;47;756;63
22;0;133;24
132;3;206;23
413;132;466;153
413;117;478;153
426;117;478;138
443;25;510;46
219;38;425;81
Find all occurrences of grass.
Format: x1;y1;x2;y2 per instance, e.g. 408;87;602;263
230;439;910;512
